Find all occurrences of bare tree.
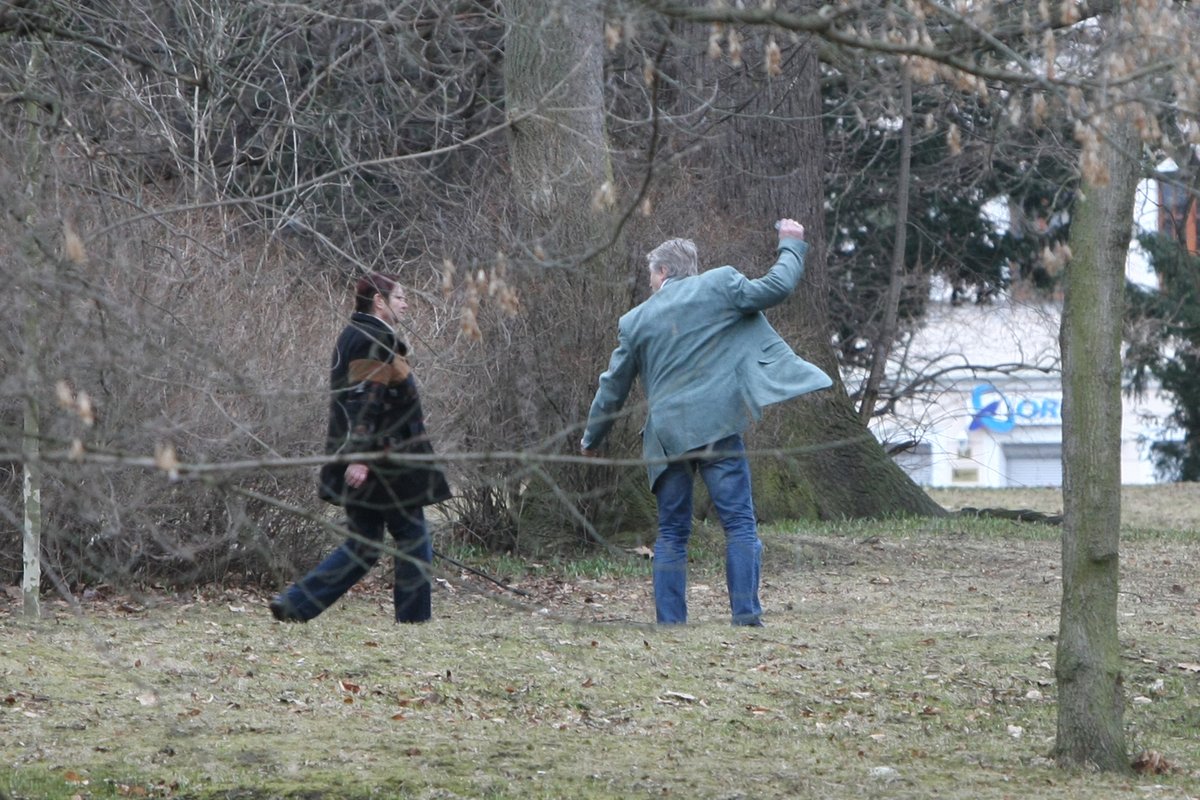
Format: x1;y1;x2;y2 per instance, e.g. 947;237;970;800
13;41;47;619
0;1;508;591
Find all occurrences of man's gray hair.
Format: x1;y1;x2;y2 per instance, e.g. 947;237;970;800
646;238;700;280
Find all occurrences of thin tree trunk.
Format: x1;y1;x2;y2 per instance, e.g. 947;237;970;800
22;320;42;618
1054;114;1139;772
859;71;912;425
20;43;44;619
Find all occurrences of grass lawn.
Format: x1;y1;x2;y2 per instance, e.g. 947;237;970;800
2;486;1199;799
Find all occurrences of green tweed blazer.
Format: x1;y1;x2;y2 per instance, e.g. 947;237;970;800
582;238;833;489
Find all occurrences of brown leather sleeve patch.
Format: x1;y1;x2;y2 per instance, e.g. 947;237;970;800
349;357;411;385
349;358;389;385
389;356;412;382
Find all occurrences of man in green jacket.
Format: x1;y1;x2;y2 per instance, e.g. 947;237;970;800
581;219;831;626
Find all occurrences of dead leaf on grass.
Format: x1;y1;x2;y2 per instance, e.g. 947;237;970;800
1132;750;1172;775
136;693;158;707
1176;662;1200;673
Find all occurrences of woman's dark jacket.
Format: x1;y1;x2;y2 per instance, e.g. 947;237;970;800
317;312;451;510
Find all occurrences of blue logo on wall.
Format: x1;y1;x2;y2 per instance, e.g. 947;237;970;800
969;384;1015;433
968;384;1062;433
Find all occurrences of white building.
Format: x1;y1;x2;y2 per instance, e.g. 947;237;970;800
857;174;1181;488
866;299;1174;487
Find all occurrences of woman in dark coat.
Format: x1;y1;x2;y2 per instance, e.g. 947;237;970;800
270;273;451;623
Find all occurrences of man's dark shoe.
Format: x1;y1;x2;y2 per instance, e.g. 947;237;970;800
269;597;305;623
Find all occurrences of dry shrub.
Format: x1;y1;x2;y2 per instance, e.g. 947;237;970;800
0;185;342;590
424;183;664;556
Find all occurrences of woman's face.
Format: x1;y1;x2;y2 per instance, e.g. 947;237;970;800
374;287;408;324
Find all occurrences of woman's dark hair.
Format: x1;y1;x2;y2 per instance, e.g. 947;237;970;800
353;273;401;314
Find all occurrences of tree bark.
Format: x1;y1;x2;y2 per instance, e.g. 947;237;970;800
1053;115;1138;772
504;0;611;243
493;0;646;544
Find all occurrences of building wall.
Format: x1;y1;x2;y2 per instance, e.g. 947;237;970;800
879;372;1169;487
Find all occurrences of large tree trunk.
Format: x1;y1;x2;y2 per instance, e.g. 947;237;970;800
504;0;611;242
487;0;651;548
1053;116;1138;772
666;17;943;520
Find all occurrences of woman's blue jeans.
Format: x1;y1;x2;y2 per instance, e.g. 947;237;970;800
279;505;432;623
652;434;763;626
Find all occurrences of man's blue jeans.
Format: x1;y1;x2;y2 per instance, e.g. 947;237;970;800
279;505;432;623
652;433;763;626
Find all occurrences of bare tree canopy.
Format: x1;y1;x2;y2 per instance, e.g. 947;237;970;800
0;0;1195;640
1;0;1199;785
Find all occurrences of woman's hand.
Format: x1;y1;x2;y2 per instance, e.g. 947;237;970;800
345;463;369;488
